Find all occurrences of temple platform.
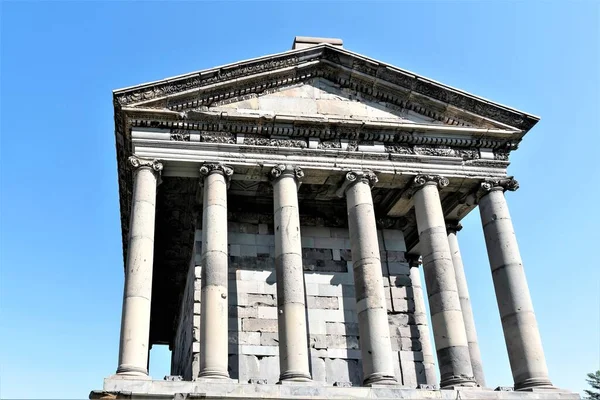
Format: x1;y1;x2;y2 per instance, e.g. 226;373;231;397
90;378;579;400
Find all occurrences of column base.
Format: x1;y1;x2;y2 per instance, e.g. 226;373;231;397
440;375;477;388
515;378;555;391
115;365;149;378
278;371;312;383
198;369;230;379
363;373;397;386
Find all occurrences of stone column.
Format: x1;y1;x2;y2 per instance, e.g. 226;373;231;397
412;175;476;388
198;163;233;379
407;256;437;386
117;156;163;377
478;178;553;390
446;221;486;387
340;171;397;386
270;165;311;382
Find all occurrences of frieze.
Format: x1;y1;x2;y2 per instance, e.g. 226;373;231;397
318;140;342;149
170;129;190;141
200;131;235;144
243;134;307;148
494;150;510;161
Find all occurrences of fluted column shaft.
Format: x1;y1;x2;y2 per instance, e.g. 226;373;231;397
270;165;311;382
412;175;475;388
407;256;437;386
446;222;486;387
341;171;396;386
479;179;552;390
199;163;233;379
117;156;163;377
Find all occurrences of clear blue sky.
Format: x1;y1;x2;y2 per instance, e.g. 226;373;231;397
1;1;598;398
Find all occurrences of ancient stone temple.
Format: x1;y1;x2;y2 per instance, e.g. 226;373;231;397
91;37;577;399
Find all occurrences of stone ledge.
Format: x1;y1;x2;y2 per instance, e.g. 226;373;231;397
93;378;580;399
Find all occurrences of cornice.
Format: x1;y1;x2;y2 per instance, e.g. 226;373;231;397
114;45;539;132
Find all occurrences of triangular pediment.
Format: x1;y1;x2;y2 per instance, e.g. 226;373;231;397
209;78;443;125
115;44;539;134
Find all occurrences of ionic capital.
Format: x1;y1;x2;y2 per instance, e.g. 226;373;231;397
445;221;463;234
199;163;234;180
269;164;304;182
480;177;519;193
413;174;450;189
336;170;378;197
128;156;163;174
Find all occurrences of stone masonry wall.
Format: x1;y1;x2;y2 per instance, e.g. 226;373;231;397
171;256;198;380
172;219;433;387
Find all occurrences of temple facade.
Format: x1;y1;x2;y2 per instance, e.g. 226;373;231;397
91;37;578;399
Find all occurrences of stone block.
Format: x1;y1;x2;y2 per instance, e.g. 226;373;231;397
390;275;412;287
258;356;280;384
330;228;349;238
302;248;333;260
229;232;257;245
259;332;280;346
388;262;411;276
382;229;406;251
326;321;360;336
242;318;279;333
256;246;272;257
326;348;361;359
307;295;339;309
309;334;327;349
392;297;416;313
237;269;272;282
258;223;269;235
326;334;360;349
301;236;314;248
240;345;279;356
386;251;406;262
240;245;258;257
238;354;260;384
310;357;326;382
325;358;362;386
388;313;410;326
314;237;346;249
239;293;276;307
332;249;341;261
301;226;331;238
229;331;261;345
307;314;327;334
258;306;278;319
256;234;275;246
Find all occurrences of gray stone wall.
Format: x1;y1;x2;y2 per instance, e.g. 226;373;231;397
171;252;200;380
173;221;432;387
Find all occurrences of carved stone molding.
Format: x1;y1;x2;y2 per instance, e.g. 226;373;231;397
200;131;235;144
170;129;190;141
336;170;378;197
128;156;163;174
269;164;304;182
413;174;450;189
199;163;234;179
347;170;378;187
445;221;463;234
243;134;307;149
480;177;519;193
